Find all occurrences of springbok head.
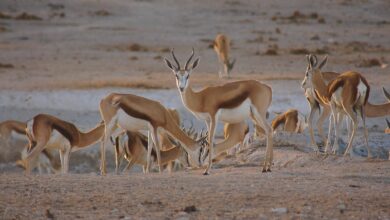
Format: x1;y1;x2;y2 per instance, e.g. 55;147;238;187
164;49;200;93
301;54;327;90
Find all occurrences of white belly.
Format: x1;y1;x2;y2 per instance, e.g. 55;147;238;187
117;109;150;132
218;99;252;123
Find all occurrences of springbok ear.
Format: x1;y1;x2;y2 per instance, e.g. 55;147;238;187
164;58;176;71
318;55;328;70
192;57;200;70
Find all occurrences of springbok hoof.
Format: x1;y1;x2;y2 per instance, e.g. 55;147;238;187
203;171;209;175
266;168;271;172
262;168;267;173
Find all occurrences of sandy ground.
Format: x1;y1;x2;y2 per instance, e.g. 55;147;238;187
0;0;390;219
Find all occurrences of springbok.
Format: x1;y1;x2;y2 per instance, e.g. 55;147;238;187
23;114;105;174
114;131;194;173
214;34;235;78
302;55;390;150
164;49;273;174
0;120;27;146
271;109;307;133
16;147;60;174
302;55;371;157
99;93;206;175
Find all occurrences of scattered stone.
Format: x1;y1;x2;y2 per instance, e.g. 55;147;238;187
290;48;310;55
0;12;12;19
183;205;197;213
275;27;281;34
45;209;54;219
93;10;111;16
318;17;326;24
348;184;360;188
0;63;14;68
271;207;288;214
128;43;148;52
15;12;42;20
264;49;278;56
310;35;320;40
337;203;346;214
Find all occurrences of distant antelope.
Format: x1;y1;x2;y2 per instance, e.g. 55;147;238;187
385;119;390;134
214;34;235;78
302;55;390;150
24;114;105;174
302;55;372;157
271;109;307;133
164;49;273;174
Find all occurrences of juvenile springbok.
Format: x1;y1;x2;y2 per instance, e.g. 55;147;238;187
23;114;105;174
214;34;235;78
302;55;390;150
271;109;307;133
302;55;372;157
164;49;273;174
99;93;206;175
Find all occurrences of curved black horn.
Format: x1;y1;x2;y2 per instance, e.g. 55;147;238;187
184;48;195;70
386;118;390;128
382;87;390;101
171;49;181;70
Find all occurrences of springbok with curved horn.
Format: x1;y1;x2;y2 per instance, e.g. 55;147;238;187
164;49;273;174
23;114;105;174
99;93;206;175
302;55;372;157
302;55;390;150
214;34;235;78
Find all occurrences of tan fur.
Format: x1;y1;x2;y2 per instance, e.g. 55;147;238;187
17;147;60;174
271;109;305;133
0;120;26;142
24;114;105;174
214;34;234;78
165;50;273;174
99;93;205;175
115;131;188;173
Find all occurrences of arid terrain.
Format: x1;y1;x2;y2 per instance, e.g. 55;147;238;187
0;0;389;219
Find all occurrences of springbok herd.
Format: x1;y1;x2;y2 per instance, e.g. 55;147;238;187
1;34;390;175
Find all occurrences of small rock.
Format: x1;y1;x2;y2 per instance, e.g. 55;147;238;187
183;205;197;213
45;209;54;219
271;207;288;214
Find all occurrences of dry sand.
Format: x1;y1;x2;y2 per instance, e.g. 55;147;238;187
0;0;390;219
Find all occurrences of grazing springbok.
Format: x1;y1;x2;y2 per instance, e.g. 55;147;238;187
23;114;105;174
114;131;193;173
271;109;308;133
0;120;27;146
164;49;273;174
16;147;60;174
302;55;390;150
302;55;371;157
99;93;206;175
214;34;235;78
200;121;250;163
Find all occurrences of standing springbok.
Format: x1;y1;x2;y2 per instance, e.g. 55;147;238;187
271;109;307;133
302;55;372;157
302;55;390;150
164;49;273;174
214;34;235;78
23;114;105;174
99;93;206;175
